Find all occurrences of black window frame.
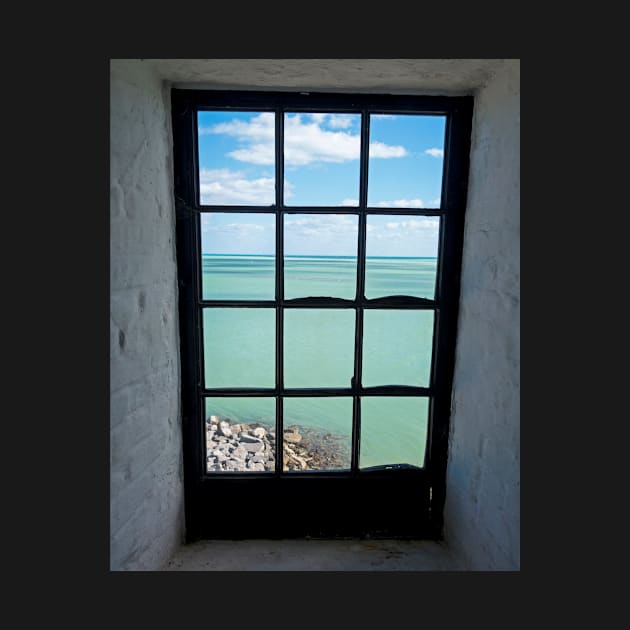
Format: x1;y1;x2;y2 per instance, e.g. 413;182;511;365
172;89;473;541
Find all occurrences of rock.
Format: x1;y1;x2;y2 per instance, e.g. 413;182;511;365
231;424;242;434
232;445;248;461
218;421;232;438
284;430;302;444
242;441;264;453
252;427;267;439
251;454;266;463
268;433;276;441
239;433;262;443
209;415;220;424
247;461;265;471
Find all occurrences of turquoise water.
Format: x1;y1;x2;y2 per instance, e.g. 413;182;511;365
202;254;436;468
201;254;436;300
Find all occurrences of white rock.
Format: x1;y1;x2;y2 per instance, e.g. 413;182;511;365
284;430;302;444
252;427;267;439
242;441;264;453
232;445;248;461
218;421;232;438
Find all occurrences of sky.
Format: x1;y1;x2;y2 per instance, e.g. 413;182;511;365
198;111;445;256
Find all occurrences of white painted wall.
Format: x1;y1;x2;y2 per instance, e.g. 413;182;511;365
110;59;184;570
444;60;520;570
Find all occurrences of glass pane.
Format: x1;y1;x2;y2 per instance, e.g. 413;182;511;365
284;309;355;388
284;214;357;299
203;308;275;388
204;398;275;472
359;397;428;469
201;213;275;300
368;114;446;209
283;113;361;206
365;215;439;299
362;310;434;387
283;397;352;471
197;111;275;206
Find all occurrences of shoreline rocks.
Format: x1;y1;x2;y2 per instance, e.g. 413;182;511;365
206;415;350;472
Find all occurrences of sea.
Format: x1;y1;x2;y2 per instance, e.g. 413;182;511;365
201;254;436;469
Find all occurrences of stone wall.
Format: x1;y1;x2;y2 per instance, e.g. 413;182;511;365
444;60;520;570
110;60;183;570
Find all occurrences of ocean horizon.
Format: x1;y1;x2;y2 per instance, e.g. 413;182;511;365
202;253;437;259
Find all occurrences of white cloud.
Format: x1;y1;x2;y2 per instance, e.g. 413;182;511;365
368;217;440;242
327;114;355;129
425;148;444;158
285;214;356;233
202;112;407;167
206;222;265;236
227;144;275;165
430;197;441;207
199;168;275;205
366;217;440;256
308;113;327;124
284;214;357;254
341;198;359;206
201;112;275;141
369;142;407;159
372;199;424;208
285;115;359;165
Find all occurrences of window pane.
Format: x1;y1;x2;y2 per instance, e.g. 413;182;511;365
359;397;428;469
203;308;275;388
362;310;434;387
283;113;361;206
365;215;439;299
283;397;352;471
205;398;276;472
284;309;355;388
368;114;446;209
201;213;275;300
197;111;275;206
284;214;357;299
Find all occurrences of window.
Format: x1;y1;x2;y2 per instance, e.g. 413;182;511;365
172;90;473;539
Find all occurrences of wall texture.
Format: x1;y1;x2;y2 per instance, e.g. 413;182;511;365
110;60;183;570
444;60;520;570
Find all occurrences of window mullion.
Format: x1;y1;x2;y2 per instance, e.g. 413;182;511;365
351;110;370;473
275;107;284;475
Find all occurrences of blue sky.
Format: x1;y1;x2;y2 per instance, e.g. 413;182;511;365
198;111;444;256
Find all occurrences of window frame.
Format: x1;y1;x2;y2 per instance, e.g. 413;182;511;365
172;89;473;540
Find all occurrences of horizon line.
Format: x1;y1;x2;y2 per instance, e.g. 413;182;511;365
201;253;437;259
